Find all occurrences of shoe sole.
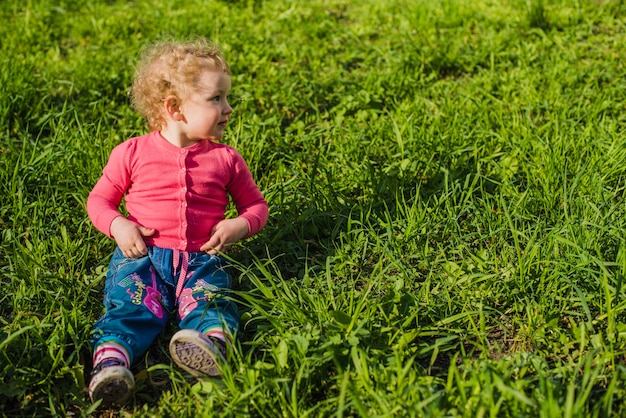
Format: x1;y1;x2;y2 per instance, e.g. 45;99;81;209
89;366;134;406
169;330;223;377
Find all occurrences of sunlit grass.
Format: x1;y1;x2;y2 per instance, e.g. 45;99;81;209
2;0;626;416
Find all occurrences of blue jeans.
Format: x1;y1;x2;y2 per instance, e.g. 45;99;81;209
90;246;239;365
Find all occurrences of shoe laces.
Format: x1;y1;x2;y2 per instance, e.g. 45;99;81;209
91;358;127;376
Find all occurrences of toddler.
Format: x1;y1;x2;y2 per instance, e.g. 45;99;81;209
86;38;268;406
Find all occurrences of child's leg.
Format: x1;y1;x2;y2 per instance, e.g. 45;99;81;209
169;252;238;376
175;252;239;338
91;247;174;365
89;248;174;404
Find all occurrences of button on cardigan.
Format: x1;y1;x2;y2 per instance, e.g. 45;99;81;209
87;131;268;252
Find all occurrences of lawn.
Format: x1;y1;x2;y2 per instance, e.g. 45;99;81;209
2;0;626;416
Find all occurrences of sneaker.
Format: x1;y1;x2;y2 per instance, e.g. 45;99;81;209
169;329;227;377
88;359;135;406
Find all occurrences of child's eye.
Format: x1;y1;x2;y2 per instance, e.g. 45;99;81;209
209;95;221;102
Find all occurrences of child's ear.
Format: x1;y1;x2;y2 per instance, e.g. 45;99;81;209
163;95;184;121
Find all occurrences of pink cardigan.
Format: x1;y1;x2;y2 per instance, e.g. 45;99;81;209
87;131;268;252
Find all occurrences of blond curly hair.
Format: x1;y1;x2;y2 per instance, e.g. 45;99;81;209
131;38;231;131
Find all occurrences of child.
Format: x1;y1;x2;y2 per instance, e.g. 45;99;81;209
86;38;268;406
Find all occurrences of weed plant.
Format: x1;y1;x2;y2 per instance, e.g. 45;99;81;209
2;0;626;416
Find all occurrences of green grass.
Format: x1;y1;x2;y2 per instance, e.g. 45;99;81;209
2;0;626;416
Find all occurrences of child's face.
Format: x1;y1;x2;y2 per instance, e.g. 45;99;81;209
180;69;232;142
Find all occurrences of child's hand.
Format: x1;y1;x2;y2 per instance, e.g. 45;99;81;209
200;218;249;255
110;216;156;258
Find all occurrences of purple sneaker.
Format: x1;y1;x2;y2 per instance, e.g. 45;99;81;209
88;359;134;406
169;329;227;377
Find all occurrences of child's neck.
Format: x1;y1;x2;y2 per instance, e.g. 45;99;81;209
159;127;199;148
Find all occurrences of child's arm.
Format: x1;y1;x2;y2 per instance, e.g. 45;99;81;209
87;140;155;258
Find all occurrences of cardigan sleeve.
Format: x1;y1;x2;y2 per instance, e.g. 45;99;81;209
86;142;132;238
227;150;268;238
